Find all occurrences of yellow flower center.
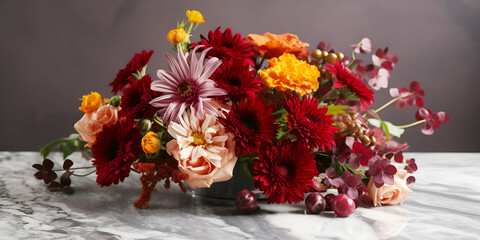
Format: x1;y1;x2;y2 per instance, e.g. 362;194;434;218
192;132;205;145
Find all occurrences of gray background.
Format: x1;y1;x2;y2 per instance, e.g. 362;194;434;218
1;0;479;152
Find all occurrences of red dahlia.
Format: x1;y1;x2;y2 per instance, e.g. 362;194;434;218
119;74;159;120
324;61;374;110
92;119;142;187
253;140;319;204
192;27;254;66
109;50;154;95
219;96;278;155
283;94;337;151
210;58;262;104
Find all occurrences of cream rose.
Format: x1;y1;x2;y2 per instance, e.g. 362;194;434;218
166;108;237;189
367;169;412;206
74;105;119;147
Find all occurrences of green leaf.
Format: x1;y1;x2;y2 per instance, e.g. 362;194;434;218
368;119;405;139
39;134;86;159
326;104;348;115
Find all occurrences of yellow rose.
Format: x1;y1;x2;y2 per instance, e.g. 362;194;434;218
167;28;187;44
78;92;103;114
142;131;161;153
186;10;205;24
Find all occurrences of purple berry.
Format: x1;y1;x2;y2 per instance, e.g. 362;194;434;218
331;194;356;217
236;189;258;214
305;192;326;214
324;193;336;211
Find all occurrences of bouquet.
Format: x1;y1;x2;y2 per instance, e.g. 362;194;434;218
33;10;449;216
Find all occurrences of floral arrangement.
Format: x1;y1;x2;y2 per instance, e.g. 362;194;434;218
33;10;449;216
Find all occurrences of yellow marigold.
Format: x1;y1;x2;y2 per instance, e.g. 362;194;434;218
142;131;161;153
259;53;320;96
186;10;205;24
79;92;103;114
167;28;187;44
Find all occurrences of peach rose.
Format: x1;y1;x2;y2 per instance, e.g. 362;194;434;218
246;32;309;59
74;105;119;147
166;109;237;189
367;169;412;206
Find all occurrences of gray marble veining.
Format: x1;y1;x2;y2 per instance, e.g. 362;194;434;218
1;152;479;239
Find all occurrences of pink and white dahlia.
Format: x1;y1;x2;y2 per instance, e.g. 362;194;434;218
166;107;237;189
150;46;226;125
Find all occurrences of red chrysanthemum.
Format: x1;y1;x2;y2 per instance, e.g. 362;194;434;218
91;119;142;187
119;74;159;120
210;58;262;103
324;61;374;110
283;94;337;151
253;140;319;204
192;27;254;66
109;50;154;95
219;96;278;155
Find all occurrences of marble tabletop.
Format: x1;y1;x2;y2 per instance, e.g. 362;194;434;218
1;152;479;240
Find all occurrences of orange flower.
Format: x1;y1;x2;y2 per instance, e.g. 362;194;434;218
259;53;320;96
78;92;103;114
141;131;161;153
167;28;187;44
246;32;309;58
186;10;205;24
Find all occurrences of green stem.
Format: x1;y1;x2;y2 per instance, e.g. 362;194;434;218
396;119;426;129
351;49;356;61
374;97;400;113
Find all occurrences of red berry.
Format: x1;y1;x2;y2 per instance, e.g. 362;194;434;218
236;189;258;214
331;194;356;217
305;192;326;214
324;193;336;211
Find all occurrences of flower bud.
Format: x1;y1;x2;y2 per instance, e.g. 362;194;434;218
141;131;161;154
108;95;121;107
138;119;152;134
167;28;187;44
186;10;205;24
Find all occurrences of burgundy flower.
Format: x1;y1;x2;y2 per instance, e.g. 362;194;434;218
119;75;159;120
390;81;425;109
367;156;397;188
109;50;154;95
92;119;142;187
372;47;398;71
253;140;318;204
337;171;363;199
336;141;373;169
192;27;254;66
319;167;344;187
324;62;375;110
219;95;278;155
210;58;262;103
283;94;337;151
405;158;418;173
415;108;450;135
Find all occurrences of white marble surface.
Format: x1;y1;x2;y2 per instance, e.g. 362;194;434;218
1;152;479;240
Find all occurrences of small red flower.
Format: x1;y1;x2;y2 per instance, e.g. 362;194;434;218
324;62;375;110
415;108;449;135
119;74;159;120
92;119;142;187
219;96;278;155
192;27;254;66
109;50;154;95
390;81;425;109
253;140;318;204
210;58;262;103
283;94;337;151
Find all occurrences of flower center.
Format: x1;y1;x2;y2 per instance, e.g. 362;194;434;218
241;115;259;130
192;132;205;145
178;82;192;97
276;165;290;178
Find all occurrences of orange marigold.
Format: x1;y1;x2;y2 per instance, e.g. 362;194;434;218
78;92;103;114
259;53;320;96
246;32;309;59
